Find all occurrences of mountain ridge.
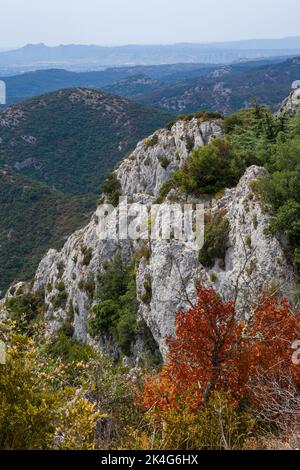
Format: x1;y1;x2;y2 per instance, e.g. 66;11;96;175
1;56;299;115
1;38;300;73
0;87;172;194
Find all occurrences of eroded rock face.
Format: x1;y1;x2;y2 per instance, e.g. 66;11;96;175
116;118;222;198
22;117;221;344
136;166;295;357
33;214;133;342
276;88;300;117
1;116;295;358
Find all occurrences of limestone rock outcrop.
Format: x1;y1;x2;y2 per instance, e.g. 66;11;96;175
1;116;295;358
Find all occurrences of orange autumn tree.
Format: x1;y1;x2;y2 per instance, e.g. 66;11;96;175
141;286;300;412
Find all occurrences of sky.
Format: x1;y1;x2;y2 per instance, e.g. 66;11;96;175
1;0;300;48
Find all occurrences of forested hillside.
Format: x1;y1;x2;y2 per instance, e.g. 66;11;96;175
0;88;172;194
0;167;95;293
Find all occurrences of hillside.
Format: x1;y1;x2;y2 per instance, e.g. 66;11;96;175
135;56;300;114
4;105;297;351
0;57;294;110
0;64;223;107
1;93;300;450
0;167;95;294
0;88;172;194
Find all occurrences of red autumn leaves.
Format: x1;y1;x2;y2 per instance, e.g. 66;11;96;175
141;286;300;411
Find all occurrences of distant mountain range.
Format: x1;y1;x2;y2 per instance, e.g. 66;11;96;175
1;38;300;74
0;63;219;106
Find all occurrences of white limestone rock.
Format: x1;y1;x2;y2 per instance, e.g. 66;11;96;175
276;88;300;117
1;115;295;360
116;118;222;198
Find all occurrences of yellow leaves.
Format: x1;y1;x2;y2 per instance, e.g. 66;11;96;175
54;393;105;450
0;326;103;450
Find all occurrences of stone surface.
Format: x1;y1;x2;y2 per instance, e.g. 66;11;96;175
1;116;295;358
116;118;222;198
276;88;300;117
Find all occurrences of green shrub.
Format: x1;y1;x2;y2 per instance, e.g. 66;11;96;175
81;245;93;266
5;290;45;332
199;213;230;269
156;178;176;203
137;319;162;366
84;277;96;298
165;120;176;131
56;280;66;292
192;391;254;450
141;277;152;305
256;133;300;271
101;172;121;206
144;156;151;166
88;255;139;356
245;235;252;248
252;213;258;229
186;135;195;153
144;134;159;148
134;242;151;263
173;139;244;196
158;155;170;169
47;283;53;293
52;291;68;310
45;329;96;365
89;299;119;334
56;261;65;279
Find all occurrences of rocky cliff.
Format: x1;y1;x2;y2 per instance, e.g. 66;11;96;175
276;87;300;117
2;115;295;359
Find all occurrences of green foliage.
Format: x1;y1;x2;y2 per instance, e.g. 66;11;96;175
141;277;152;305
84;277;96;298
144;134;159;148
186;135;195;153
199;213;230;269
90;351;143;448
0;167;95;294
0;322;102;449
0;333;58;449
5;290;45;332
45;329;96;366
160;106;300;278
0;89;171;195
190;391;254;450
81;245;93;266
169;106;286;199
137;319;163;366
256;119;300;270
0;89;171;292
158;155;170;169
129;391;253;451
134;242;151;263
88;255;138;356
51;284;68;310
173;139;245;196
156;179;176;203
101;172;121;206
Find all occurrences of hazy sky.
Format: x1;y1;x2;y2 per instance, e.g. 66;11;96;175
1;0;300;47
